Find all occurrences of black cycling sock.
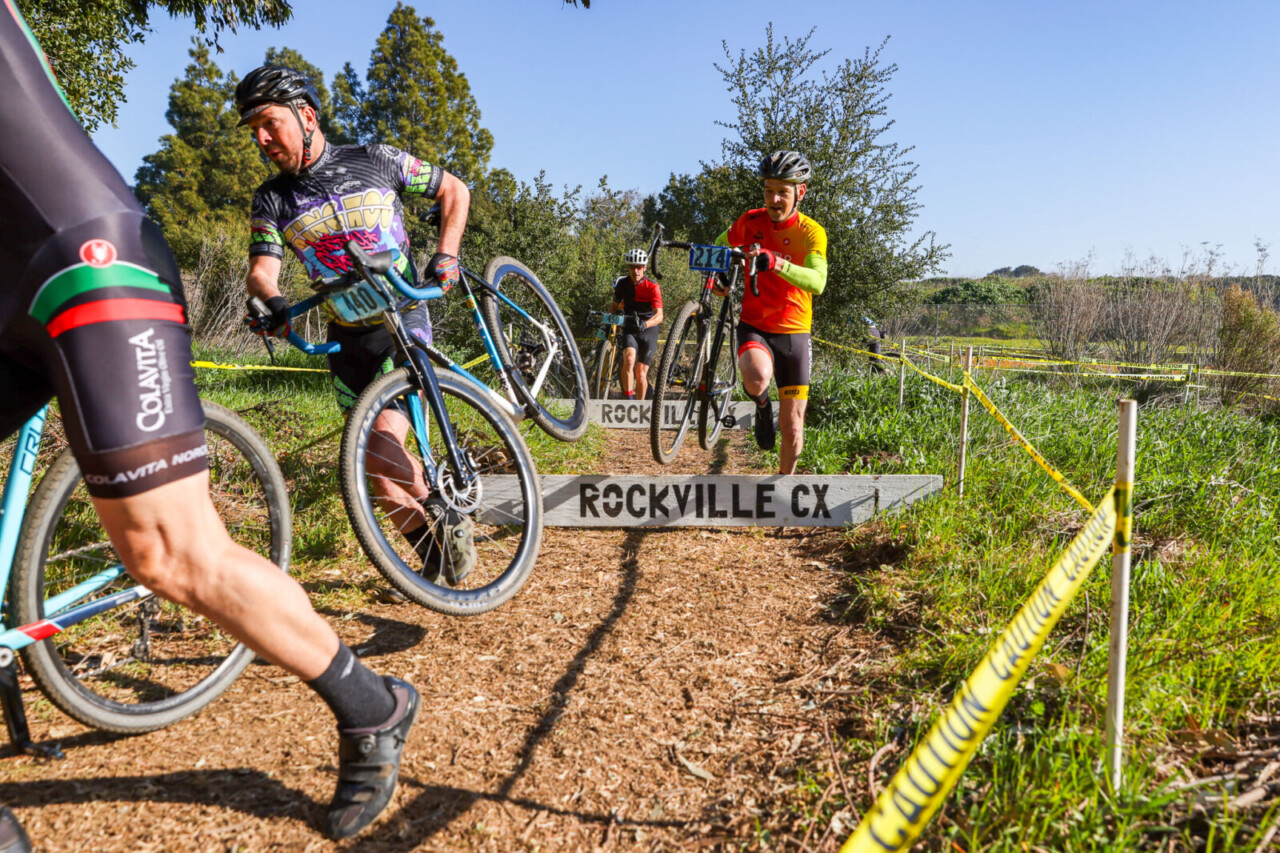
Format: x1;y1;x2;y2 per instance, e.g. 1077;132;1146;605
307;642;397;730
746;388;770;407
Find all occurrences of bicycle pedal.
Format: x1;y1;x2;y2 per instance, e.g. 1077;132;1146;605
721;414;737;428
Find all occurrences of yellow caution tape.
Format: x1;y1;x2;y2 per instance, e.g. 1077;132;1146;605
841;487;1118;853
191;360;328;374
902;355;965;394
460;353;489;370
962;374;1094;513
1199;367;1280;379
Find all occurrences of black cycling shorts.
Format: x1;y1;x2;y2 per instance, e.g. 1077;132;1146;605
619;325;660;366
327;302;432;409
0;4;206;498
736;321;812;400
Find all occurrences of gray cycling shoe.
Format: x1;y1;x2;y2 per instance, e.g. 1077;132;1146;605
0;806;31;853
421;498;476;586
323;676;420;840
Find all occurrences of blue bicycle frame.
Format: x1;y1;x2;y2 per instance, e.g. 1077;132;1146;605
0;409;149;661
274;255;564;426
0;409;152;755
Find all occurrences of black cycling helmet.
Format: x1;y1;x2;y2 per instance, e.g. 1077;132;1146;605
235;65;321;126
758;150;812;184
236;65;322;169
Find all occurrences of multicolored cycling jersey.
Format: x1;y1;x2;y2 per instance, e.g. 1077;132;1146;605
716;209;828;334
248;142;444;325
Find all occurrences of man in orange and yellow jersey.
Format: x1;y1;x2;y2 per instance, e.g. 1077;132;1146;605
715;151;827;474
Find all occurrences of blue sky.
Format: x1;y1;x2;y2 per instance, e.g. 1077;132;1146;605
92;0;1279;278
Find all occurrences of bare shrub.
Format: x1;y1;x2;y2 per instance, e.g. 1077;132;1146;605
1029;260;1104;363
182;221;314;357
1213;285;1280;409
1097;252;1218;372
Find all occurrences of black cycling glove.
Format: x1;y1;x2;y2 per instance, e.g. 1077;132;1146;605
257;295;291;337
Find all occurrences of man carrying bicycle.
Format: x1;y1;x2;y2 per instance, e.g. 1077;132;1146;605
611;248;664;400
0;16;415;845
715;151;828;475
238;65;477;587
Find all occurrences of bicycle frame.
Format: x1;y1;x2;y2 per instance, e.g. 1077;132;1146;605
0;409;148;755
0;410;145;660
277;260;564;426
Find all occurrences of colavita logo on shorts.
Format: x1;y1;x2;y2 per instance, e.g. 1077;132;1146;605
79;239;118;268
129;327;173;432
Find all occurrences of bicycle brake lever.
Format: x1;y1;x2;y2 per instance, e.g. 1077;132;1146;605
748;243;760;297
246;296;277;363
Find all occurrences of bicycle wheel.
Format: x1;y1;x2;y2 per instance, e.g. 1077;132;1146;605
699;314;739;449
481;256;589;441
589;337;617;400
650;301;703;465
13;401;290;733
340;368;544;616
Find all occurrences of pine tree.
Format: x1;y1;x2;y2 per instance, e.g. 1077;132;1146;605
340;3;492;183
133;40;271;265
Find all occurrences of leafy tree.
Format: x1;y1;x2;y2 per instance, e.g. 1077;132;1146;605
926;278;1030;305
133;40;271;265
18;0;292;131
648;26;948;335
262;46;352;143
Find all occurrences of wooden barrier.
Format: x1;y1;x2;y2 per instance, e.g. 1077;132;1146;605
581;399;758;430
477;474;942;527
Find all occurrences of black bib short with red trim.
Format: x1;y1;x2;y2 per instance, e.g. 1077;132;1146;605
0;2;207;497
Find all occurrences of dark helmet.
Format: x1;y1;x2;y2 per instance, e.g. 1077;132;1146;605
758;150;812;184
235;65;321;126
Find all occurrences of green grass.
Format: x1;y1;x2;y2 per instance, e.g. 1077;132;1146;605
795;352;1280;850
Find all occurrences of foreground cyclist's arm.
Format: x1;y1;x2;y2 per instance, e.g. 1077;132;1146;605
714;228;828;295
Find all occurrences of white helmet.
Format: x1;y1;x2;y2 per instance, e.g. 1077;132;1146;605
624;248;648;266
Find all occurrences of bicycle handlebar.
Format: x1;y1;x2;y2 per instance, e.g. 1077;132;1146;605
648;227;761;298
344;240;445;302
244;240;449;356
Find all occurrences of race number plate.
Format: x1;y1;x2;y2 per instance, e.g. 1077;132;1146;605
688;244;732;272
328;278;392;323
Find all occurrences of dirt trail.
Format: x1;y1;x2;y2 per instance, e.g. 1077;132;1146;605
0;429;883;851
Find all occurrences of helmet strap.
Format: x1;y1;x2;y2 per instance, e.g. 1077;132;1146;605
287;101;315;169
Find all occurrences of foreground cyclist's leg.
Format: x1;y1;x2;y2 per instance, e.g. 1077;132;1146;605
1;1;414;838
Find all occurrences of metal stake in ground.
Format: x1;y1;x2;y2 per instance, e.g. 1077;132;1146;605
957;346;972;497
1105;398;1137;791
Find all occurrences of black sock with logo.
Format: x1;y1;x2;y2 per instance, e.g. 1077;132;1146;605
307;642;397;731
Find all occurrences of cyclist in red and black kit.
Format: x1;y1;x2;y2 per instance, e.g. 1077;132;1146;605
239;64;476;590
715;151;828;475
610;248;664;400
0;11;416;844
